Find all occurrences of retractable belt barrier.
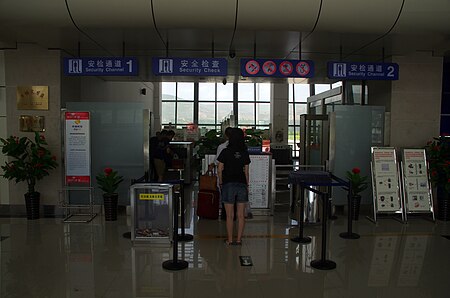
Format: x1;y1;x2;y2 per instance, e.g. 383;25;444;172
289;170;358;270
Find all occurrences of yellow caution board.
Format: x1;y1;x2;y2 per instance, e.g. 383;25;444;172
139;193;165;200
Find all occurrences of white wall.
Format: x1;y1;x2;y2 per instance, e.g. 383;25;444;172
271;83;288;144
390;53;443;148
80;78;153;110
3;45;62;205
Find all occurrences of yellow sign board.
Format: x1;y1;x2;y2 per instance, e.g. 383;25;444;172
16;86;49;110
139;193;165;200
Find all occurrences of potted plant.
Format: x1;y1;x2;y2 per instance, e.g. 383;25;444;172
346;167;368;220
96;167;124;221
425;136;450;221
0;132;58;219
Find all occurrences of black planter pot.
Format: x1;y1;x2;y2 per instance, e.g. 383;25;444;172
103;193;118;221
351;195;362;221
24;192;40;220
436;187;450;221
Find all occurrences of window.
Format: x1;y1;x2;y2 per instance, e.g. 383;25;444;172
288;84;310;157
161;82;194;127
161;82;271;136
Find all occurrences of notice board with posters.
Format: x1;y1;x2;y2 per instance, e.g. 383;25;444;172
371;147;404;221
401;149;434;217
248;154;271;209
64;111;91;184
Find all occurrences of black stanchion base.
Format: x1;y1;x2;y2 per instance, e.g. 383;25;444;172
122;232;131;239
290;236;312;244
339;232;360;239
177;234;194;242
311;259;336;270
162;260;188;271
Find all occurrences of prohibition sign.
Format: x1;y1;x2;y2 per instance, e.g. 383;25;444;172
296;61;310;76
262;61;276;75
279;61;293;76
245;60;260;75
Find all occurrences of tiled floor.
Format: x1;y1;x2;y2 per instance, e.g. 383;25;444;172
1;208;450;297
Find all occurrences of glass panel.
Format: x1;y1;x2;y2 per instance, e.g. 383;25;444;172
177;102;193;124
238;83;254;101
288;104;294;125
217;83;233;101
352;85;362;104
294;103;307;120
288;84;294;102
238;103;255;125
314;84;331;94
217;102;233;122
256;103;270;125
288;126;296;146
162;102;175;124
198;102;216;124
177;82;194;101
294;84;310;102
66;102;144;205
161;82;176;100
199;83;215;101
256;83;271;102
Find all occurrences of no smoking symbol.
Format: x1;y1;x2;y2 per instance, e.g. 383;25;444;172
296;62;310;76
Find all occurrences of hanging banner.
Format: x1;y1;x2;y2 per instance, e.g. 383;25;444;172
327;61;399;80
63;57;138;76
65;112;91;184
371;147;402;214
401;149;433;213
240;58;314;78
152;57;228;76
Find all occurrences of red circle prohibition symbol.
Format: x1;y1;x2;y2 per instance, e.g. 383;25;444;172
279;61;293;76
262;61;276;75
245;60;260;75
296;61;310;76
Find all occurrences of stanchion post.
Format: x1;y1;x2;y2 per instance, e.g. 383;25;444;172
339;181;360;239
311;192;336;270
162;185;188;271
290;185;311;244
176;181;193;242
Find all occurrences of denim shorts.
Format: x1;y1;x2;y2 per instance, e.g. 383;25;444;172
221;183;248;204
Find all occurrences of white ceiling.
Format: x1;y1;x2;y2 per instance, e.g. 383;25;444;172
0;0;449;83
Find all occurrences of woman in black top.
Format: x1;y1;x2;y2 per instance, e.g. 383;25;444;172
217;128;251;245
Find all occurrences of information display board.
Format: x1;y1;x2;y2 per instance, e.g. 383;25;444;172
64;112;91;184
371;147;403;220
248;155;271;209
401;149;434;215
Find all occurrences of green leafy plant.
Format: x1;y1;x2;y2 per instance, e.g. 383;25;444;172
96;168;124;195
194;130;223;159
244;129;263;147
425;136;450;194
346;167;368;196
0;132;58;194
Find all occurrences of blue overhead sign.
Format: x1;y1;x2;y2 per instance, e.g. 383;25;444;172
327;61;399;80
240;59;314;78
152;57;228;76
63;57;138;76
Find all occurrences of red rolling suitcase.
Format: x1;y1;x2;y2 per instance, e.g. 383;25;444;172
197;190;220;219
